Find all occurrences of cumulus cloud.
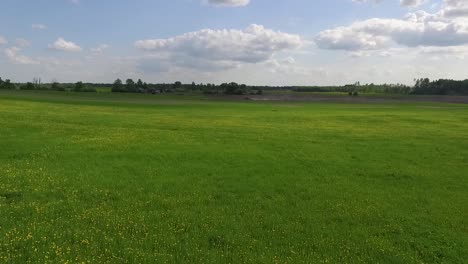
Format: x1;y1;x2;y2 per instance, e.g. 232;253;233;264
419;45;468;58
48;38;82;52
2;37;38;65
90;44;110;54
205;0;250;7
135;24;303;72
263;56;309;75
441;0;468;17
0;36;7;45
316;1;468;52
400;0;425;7
4;47;39;65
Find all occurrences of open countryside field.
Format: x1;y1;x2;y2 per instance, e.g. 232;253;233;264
1;90;467;263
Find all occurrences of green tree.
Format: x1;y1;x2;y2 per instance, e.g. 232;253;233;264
173;81;182;89
126;79;136;92
240;84;248;94
22;82;35;90
51;82;61;91
224;82;240;95
112;79;123;92
1;79;14;90
74;81;84;92
136;79;144;89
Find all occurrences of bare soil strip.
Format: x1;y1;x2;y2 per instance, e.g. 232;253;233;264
212;94;468;104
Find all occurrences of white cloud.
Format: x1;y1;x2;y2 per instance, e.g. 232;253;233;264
15;39;30;48
4;47;39;65
441;0;468;17
419;45;468;58
48;38;82;52
400;0;425;7
205;0;250;7
90;44;110;54
135;24;303;72
0;36;7;45
32;24;47;30
264;56;307;74
315;3;468;51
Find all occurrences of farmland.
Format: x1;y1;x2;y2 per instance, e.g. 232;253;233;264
1;90;467;263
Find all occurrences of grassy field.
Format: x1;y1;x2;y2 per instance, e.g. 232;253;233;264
0;90;467;263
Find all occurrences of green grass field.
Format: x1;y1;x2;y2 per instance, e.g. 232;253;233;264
1;90;467;263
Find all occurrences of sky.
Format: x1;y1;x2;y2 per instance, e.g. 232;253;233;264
0;0;467;85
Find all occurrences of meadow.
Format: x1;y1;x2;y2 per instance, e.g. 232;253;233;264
0;90;467;263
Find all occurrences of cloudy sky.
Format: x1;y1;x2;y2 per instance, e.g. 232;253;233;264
1;0;468;85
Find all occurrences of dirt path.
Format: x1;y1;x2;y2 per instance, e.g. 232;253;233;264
211;94;468;104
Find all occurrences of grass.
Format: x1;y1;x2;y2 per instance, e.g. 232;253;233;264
0;90;467;263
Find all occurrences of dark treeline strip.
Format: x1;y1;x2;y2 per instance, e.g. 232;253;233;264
111;79;264;95
295;79;468;95
1;77;468;96
0;77;97;92
0;77;15;90
413;78;468;95
294;83;412;94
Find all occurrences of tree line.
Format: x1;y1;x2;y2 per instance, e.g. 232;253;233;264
2;76;468;96
0;77;97;92
0;77;15;90
111;79;263;95
413;78;468;95
294;79;468;95
294;82;412;95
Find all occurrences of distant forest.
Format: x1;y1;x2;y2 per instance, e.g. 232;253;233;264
1;77;468;96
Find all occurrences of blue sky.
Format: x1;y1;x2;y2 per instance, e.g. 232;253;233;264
1;0;467;85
